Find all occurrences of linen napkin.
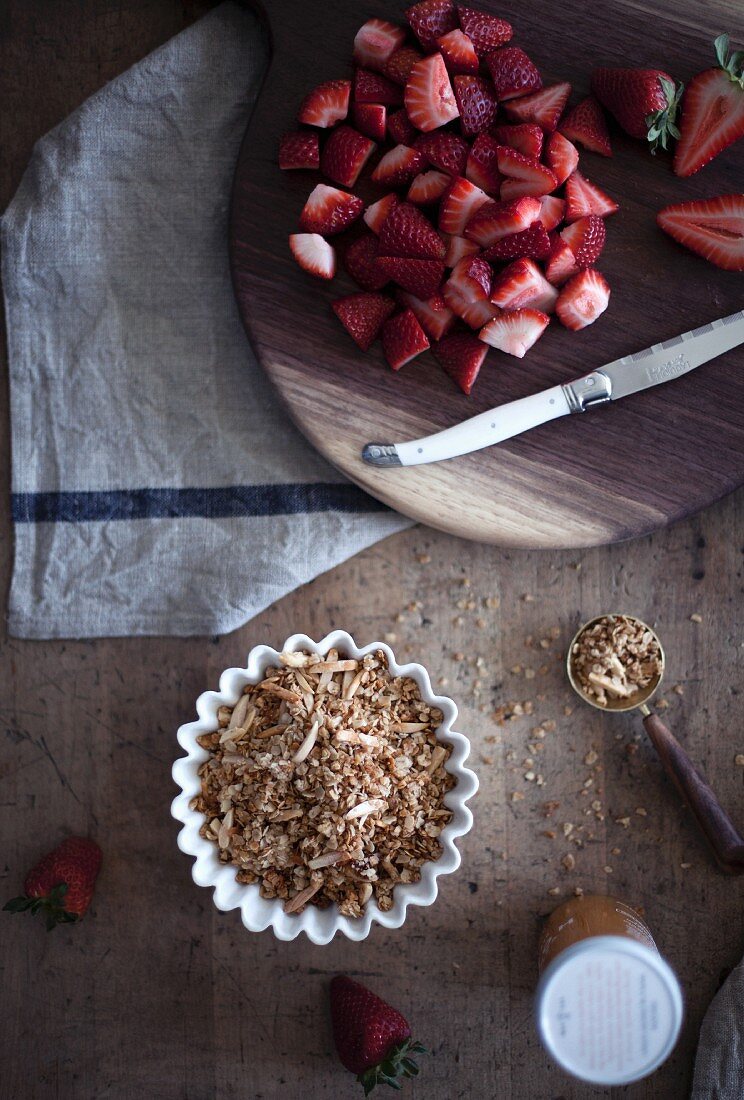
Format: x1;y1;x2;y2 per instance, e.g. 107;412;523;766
2;1;410;639
691;958;744;1099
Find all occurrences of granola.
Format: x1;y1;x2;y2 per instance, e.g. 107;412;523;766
570;615;662;707
192;648;454;917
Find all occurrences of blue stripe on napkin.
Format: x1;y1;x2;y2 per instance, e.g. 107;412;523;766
12;484;389;523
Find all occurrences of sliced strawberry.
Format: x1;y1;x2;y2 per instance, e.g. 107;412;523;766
383;47;424;87
381;309;431;369
492;123;544;159
406;0;458;51
344;233;389;290
564;170;619;221
560;214;606;268
371;144;427;186
279;131;320;170
332;292;396;350
433;331;489;394
437;30;480;76
439;176;490;234
657;194;744;271
397;289;457;339
490;257;558;312
486;46;542;101
444;282;500;328
545;236;579;285
353;103;387;143
405;53;459;132
320;126;376;188
299;184;364;235
464;195;542;245
674;36;744;177
465;133;503;194
378;201;446;260
289;233;336;279
453;75;499;135
503;82;571;130
387;109;418;146
446;254;493;299
407;169;451;204
374;256;446;296
544;131;579;186
560;96;612;156
537;195;566;232
482;220;551;262
355;69;403;107
415;133;470;179
364;193;400;234
479;309;549;357
456;5;512;56
496;146;558;197
353;19;406;72
555;269;611;330
298;80;351;128
443;233;480;266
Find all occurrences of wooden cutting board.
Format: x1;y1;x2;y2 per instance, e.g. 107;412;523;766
230;0;744;549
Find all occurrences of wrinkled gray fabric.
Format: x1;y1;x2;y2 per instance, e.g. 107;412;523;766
2;2;409;639
691;960;744;1099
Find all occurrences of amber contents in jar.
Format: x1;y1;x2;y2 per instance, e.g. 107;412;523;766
538;894;657;973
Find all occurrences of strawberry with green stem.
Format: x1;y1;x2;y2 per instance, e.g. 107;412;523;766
5;837;102;930
674;34;744;176
591;66;683;150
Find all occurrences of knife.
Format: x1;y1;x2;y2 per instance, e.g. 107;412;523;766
362;309;744;468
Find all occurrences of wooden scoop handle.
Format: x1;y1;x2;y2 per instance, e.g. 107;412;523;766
644;711;744;873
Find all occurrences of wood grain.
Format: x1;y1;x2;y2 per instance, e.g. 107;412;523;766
230;0;744;549
2;4;744;1100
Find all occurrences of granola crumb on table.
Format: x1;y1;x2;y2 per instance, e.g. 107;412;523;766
192;649;454;917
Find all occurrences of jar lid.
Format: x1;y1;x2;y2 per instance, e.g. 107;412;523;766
535;935;684;1085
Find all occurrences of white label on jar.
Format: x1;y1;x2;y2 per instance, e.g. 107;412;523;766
536;936;683;1086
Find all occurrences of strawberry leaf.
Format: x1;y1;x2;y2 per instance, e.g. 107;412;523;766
645;76;684;153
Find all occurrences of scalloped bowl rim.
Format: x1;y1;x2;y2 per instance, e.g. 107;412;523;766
171;629;478;944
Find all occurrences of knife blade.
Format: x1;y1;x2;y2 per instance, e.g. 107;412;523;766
361;309;744;468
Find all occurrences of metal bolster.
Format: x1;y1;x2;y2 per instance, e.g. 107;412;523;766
362;442;402;467
562;370;613;413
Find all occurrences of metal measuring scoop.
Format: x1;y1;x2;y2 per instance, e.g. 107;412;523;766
567;614;744;874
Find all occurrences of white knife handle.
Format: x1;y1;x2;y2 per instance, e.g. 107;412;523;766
392;385;572;467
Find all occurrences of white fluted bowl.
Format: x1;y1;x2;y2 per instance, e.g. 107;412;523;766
171;630;478;944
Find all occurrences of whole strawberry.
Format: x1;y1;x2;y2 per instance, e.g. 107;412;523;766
4;837;102;930
591;66;683;150
330;975;426;1095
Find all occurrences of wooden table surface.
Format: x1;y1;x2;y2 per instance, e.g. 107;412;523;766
1;4;743;1099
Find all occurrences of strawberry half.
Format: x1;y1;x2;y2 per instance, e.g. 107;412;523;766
353;103;387;143
486;46;542;101
564;170;619;221
289;233;337;279
405;52;460;132
482;220;551;262
490;257;558;312
374;256;446;296
406;0;458;51
674;35;744;177
537;194;566;232
464;195;542;245
437;30;480;76
453;75;499;135
382;309;431;369
344;233;388;290
496;146;558;198
407;169;451;204
456;5;512;56
353;19;406;72
397;289;457;338
378;200;446;260
371;144;427;186
439;176;490;235
479;309;550;356
387;109;417;146
415;131;470;175
503;81;571;131
465;133;503;194
556;269;611;330
591;66;682;148
355;69;403;107
544;130;579;186
443;256;499;327
332;292;396;350
364;193;400;234
5;837;102;928
545;236;579;285
492;123;544;159
330;975;427;1091
279;131;320;170
433;331;489;393
560;214;607;268
298;79;351;128
443;233;480;266
657;194;744;271
560;96;612;156
299;184;364;235
383;47;424;87
321;126;377;188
